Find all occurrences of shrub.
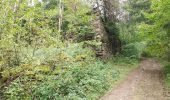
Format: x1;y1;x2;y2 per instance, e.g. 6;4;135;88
121;42;146;59
1;44;121;100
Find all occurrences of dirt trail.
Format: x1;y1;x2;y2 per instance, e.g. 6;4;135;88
101;59;170;100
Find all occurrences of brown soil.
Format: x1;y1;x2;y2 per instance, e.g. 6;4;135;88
101;59;170;100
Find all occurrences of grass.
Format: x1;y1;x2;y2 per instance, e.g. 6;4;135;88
160;60;170;89
99;57;139;98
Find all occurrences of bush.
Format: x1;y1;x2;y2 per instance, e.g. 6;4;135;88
3;60;119;100
1;44;121;100
121;42;146;58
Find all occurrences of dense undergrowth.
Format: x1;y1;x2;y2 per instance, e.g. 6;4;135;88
0;43;138;100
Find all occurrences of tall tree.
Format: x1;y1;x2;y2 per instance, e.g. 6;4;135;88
140;0;170;58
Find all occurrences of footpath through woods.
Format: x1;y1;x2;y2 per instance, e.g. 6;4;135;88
101;59;170;100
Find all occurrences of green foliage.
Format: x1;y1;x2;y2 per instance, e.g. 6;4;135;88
104;21;119;37
126;0;151;23
163;62;170;88
121;42;146;58
62;1;96;42
118;0;151;58
0;0;63;68
2;55;117;100
138;0;170;58
0;41;139;100
119;0;170;59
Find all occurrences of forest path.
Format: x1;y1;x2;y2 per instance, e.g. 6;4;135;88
101;59;170;100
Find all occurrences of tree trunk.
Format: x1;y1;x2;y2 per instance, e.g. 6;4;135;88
58;0;64;33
